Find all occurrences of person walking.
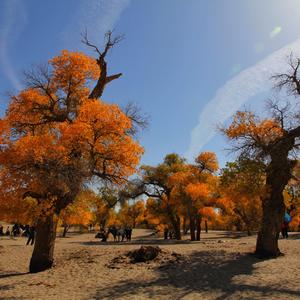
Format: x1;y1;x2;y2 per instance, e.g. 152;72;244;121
26;226;35;245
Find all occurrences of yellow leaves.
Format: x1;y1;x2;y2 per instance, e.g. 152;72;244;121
13;134;67;165
225;111;284;144
225;111;255;138
60;191;93;226
0;48;143;223
195;152;218;173
185;182;209;202
50;50;99;92
168;170;190;187
118;200;145;226
7;89;51;130
60;99;143;182
253;119;284;143
199;207;216;219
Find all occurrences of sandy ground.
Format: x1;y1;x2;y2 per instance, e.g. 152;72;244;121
0;229;300;300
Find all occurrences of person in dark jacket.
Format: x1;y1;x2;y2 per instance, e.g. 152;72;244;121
26;226;35;245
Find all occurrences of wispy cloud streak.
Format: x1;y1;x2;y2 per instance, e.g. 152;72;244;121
0;0;27;91
62;0;130;50
186;38;300;160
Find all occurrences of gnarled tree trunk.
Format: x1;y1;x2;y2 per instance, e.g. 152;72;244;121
29;213;58;273
169;213;181;240
255;148;295;257
255;191;285;257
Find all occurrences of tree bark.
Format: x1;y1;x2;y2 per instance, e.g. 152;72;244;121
255;193;284;257
189;215;195;241
169;213;181;240
173;215;181;240
182;216;187;235
29;213;58;273
62;224;69;237
255;148;295;257
196;215;201;241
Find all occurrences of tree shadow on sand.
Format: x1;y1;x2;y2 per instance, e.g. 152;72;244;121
0;272;28;279
70;238;194;247
92;250;300;300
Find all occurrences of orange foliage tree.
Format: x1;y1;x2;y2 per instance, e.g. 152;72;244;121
170;152;218;240
123;153;186;239
118;200;145;228
218;158;265;235
90;186;122;230
124;152;219;240
0;32;144;272
144;197;170;232
222;56;300;257
59;190;94;237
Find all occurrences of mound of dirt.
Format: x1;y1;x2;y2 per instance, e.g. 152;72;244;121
106;246;185;269
129;246;161;262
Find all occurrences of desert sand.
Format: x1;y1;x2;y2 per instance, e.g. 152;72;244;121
0;229;300;300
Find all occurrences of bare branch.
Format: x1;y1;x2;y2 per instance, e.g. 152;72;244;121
123;102;149;136
272;52;300;96
81;29;102;56
82;30;124;99
265;99;291;130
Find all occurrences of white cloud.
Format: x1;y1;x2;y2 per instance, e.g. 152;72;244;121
185;38;300;160
62;0;130;50
0;0;27;91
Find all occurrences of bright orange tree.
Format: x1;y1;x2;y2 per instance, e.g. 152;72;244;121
90;186;123;230
218;158;265;235
59;190;95;237
170;152;218;240
0;33;144;272
123;153;186;240
223;56;300;257
118;200;145;228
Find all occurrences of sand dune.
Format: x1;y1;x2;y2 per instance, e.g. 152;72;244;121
1;230;300;299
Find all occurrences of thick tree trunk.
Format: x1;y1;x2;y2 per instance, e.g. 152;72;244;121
255;149;294;257
255;196;284;257
166;203;181;240
174;217;181;240
169;214;181;240
196;215;201;241
182;216;187;235
100;217;107;231
255;183;285;257
189;215;195;241
62;224;69;237
29;214;57;273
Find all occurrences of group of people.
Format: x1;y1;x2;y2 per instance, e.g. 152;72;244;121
163;227;175;240
0;223;35;245
0;225;12;236
95;225;133;242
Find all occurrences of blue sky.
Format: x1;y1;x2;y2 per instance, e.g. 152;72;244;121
1;0;300;168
